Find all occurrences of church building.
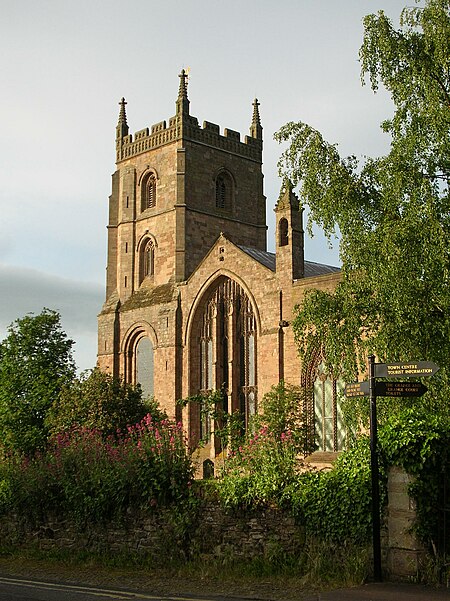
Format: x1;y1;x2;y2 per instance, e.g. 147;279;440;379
97;71;343;467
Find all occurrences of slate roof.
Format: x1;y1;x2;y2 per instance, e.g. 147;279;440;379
237;245;340;278
237;246;276;271
304;260;341;277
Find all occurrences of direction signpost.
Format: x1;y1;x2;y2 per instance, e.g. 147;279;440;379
345;381;370;398
375;381;427;398
374;361;439;379
345;357;439;583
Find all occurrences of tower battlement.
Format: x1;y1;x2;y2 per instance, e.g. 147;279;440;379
116;112;262;163
116;71;263;163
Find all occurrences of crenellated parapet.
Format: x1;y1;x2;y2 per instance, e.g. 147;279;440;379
116;71;263;163
116;112;262;163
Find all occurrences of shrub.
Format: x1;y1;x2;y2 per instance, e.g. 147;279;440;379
216;425;303;509
0;413;193;525
251;381;312;455
46;368;159;438
287;437;376;545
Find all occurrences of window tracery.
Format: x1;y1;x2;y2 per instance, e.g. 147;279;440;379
197;278;257;438
302;350;346;452
139;238;155;283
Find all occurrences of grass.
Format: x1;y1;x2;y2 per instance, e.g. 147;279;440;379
0;539;371;599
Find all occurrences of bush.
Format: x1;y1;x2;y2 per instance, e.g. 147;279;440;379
216;426;303;509
46;368;159;438
251;381;312;455
0;413;193;525
287;437;375;545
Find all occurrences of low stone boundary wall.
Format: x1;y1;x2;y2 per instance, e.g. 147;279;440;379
0;468;426;581
0;503;305;564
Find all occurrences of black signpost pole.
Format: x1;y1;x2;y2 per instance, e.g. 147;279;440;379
369;354;382;582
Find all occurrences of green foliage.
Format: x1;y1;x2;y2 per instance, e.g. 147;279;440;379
286;437;376;545
46;368;162;438
0;413;193;525
216;426;377;545
216;426;302;509
251;381;312;455
214;383;313;508
214;385;375;543
178;390;247;451
0;309;75;456
274;3;450;557
275;0;450;383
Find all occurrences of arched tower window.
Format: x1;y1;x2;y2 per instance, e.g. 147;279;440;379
139;237;156;283
141;172;157;211
191;278;257;447
302;350;346;453
215;172;233;211
279;218;289;247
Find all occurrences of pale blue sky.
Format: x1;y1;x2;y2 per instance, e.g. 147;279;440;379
0;0;406;370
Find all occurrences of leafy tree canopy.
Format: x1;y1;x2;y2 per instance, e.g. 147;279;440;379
275;0;450;407
0;309;76;456
47;367;164;438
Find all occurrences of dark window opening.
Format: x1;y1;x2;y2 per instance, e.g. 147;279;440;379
279;218;289;246
215;172;232;211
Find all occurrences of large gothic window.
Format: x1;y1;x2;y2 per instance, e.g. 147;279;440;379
194;278;257;444
302;351;346;453
141;172;157;211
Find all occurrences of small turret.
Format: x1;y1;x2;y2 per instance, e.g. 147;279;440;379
249;98;262;140
116;97;129;140
275;179;304;280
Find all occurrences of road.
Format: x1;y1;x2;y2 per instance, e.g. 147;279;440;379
1;574;449;601
0;576;231;601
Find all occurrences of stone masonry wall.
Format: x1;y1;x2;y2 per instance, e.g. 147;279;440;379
386;466;426;580
0;504;304;564
0;473;426;582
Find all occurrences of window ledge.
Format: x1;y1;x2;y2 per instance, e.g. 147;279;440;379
304;451;340;470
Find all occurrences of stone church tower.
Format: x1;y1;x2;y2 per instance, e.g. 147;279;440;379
99;72;267;412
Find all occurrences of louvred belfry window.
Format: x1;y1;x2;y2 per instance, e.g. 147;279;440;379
215;172;232;211
142;173;156;210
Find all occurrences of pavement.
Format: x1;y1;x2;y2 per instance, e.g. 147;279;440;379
316;582;450;600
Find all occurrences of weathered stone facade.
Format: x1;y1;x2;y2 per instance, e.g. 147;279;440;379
98;71;341;459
